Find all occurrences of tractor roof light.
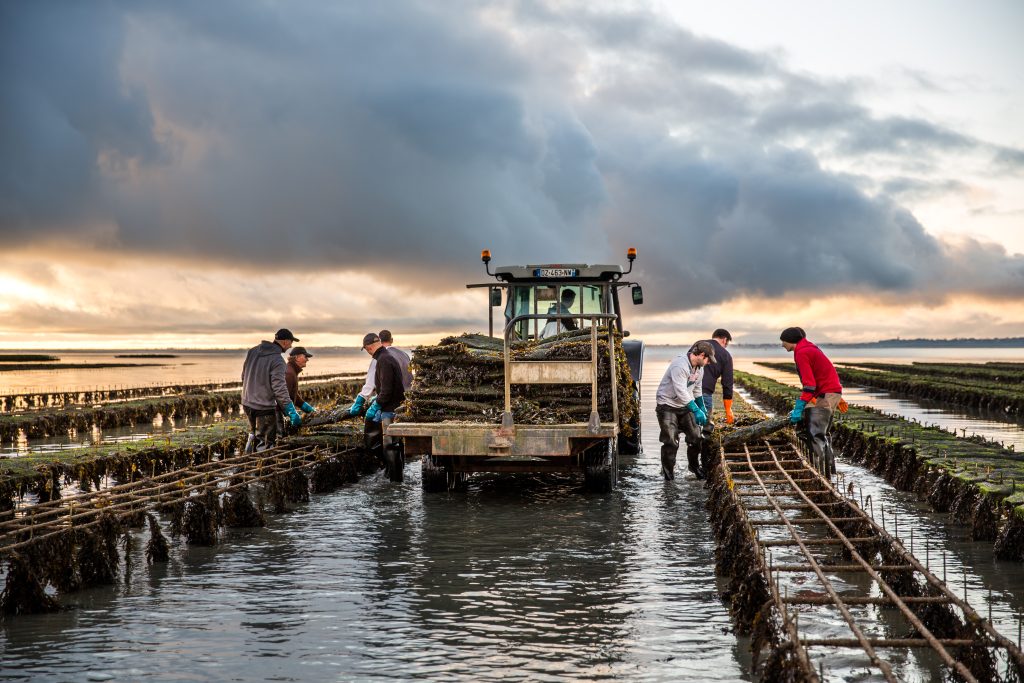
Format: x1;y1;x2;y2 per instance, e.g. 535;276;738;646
625;247;637;274
482;249;496;277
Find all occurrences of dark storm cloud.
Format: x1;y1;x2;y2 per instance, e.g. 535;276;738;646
0;1;161;233
1;0;1022;313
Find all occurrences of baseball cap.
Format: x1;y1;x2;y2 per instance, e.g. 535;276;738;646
291;346;312;358
362;332;381;347
275;328;299;342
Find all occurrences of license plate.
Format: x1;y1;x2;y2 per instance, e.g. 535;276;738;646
534;268;578;278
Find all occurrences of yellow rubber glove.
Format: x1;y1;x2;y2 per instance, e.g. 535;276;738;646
723;398;735;424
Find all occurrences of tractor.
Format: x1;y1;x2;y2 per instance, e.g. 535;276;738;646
387;248;645;492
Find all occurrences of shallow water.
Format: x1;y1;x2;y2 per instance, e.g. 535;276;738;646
0;360;756;682
2;351;1024;681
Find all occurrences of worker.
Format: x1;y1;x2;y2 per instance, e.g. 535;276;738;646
540;289;577;338
655;340;716;480
379;329;413;390
241;328;303;453
780;327;843;477
283;346;317;431
700;329;735;424
360;332;407;481
347;329;413;416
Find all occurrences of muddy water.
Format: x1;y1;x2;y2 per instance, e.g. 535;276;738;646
0;360;757;681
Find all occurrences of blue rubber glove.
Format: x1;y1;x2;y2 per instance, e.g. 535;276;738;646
365;398;380;422
301;402;315;414
285;402;302;427
347;395;365;416
789;399;808;424
687;399;708;426
378;411;396;423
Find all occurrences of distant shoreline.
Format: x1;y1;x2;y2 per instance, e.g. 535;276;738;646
1;336;1023;353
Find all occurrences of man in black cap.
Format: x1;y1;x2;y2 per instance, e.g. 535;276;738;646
241;329;303;452
346;329;413;415
284;346;317;430
361;332;407;481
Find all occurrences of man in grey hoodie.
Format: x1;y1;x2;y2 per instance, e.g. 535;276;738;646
242;328;303;452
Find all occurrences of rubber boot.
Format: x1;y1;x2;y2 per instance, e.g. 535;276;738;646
364;419;384;469
806;407;836;478
661;446;676;481
686;448;704;480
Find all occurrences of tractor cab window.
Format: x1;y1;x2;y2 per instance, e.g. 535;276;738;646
505;284;609;340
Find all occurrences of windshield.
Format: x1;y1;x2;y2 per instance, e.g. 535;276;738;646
504;284;611;340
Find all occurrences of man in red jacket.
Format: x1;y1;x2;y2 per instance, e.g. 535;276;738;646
780;327;843;477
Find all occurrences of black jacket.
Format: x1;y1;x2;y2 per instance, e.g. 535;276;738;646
700;339;734;400
373;347;406;412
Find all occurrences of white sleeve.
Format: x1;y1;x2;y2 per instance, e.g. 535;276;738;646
359;358;377;398
670;362;695;405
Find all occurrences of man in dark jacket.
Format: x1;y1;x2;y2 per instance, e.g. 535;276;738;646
361;332;407;481
700;329;735;424
283;346;317;431
781;327;843;477
241;328;303;452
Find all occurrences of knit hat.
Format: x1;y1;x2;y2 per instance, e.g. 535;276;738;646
780;327;805;344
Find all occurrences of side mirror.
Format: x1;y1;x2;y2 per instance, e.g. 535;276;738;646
490;287;502;307
622;330;631;338
631;285;644;305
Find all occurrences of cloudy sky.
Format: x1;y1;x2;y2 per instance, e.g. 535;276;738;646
1;0;1022;348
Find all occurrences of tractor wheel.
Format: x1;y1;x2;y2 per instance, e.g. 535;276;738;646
584;438;618;493
617;386;642;455
384;442;405;483
421;455;447;492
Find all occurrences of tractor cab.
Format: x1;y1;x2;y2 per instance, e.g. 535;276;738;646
469;251;644;343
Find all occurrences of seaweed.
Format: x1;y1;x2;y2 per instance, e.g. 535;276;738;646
0;552;60;616
145;512;170;563
122;530;135;582
182;490;222;546
994;511;1024;561
76;513;121;587
222;485;266;528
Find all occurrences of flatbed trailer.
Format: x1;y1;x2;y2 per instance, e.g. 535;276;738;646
389;315;621;492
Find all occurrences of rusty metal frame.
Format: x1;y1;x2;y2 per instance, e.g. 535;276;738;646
719;435;1024;681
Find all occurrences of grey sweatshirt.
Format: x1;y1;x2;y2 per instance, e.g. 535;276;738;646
655;353;703;408
241;340;292;411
